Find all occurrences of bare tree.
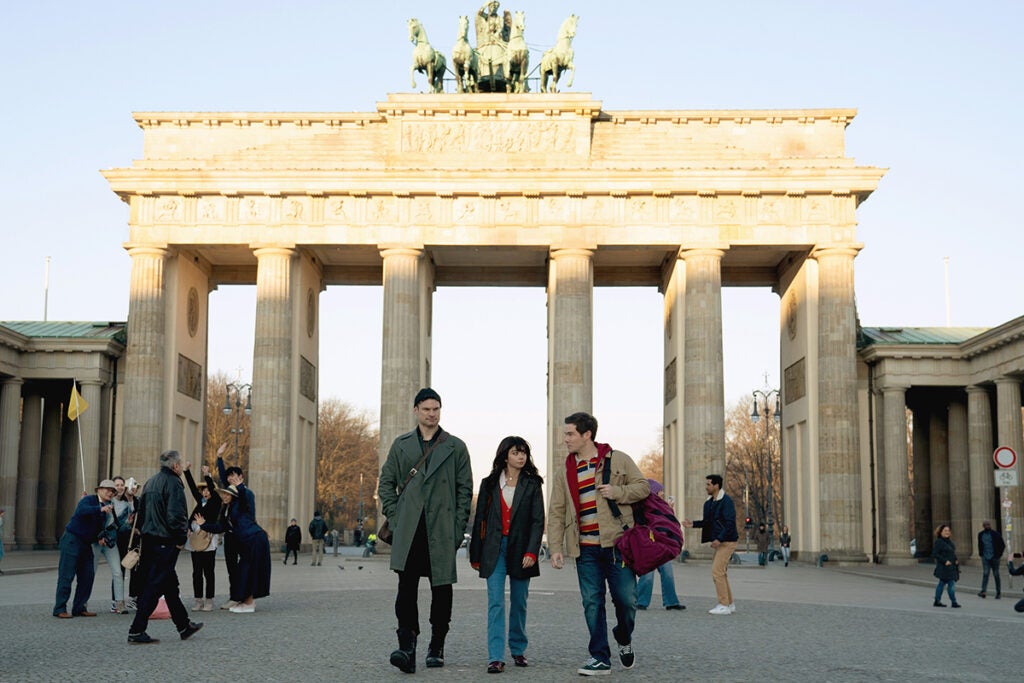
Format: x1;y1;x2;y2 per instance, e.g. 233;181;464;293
204;371;251;474
315;399;379;532
724;398;782;530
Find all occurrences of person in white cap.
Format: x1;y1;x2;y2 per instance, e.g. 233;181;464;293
53;480;116;618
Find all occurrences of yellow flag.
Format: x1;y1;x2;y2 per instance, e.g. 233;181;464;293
68;384;89;421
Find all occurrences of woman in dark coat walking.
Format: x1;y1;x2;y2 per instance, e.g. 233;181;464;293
932;524;960;608
469;436;545;674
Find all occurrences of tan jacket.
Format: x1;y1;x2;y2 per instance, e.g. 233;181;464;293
547;448;649;558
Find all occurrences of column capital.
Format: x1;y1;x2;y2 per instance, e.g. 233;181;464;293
994;375;1021;386
1;377;24;388
252;244;297;259
880;383;909;394
124;243;169;259
966;384;991;394
379;246;424;259
77;378;105;387
679;246;727;260
549;247;594;259
810;244;863;260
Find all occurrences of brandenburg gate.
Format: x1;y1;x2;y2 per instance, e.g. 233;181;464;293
103;92;885;556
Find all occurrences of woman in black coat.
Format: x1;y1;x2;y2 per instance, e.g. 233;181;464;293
932;524;960;608
184;465;220;611
469;436;545;674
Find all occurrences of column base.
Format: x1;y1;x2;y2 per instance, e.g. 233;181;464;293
878;553;918;566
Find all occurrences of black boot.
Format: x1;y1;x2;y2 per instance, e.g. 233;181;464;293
390;627;417;674
425;636;445;668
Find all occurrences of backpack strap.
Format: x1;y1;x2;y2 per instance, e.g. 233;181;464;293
601;452;630;530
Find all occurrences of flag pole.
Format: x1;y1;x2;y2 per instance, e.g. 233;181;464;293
73;380;86;490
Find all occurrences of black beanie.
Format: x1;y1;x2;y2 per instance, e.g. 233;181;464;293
414;387;442;407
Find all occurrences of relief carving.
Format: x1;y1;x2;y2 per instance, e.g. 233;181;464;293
368;197;396;223
415;200;434;223
402;121;577;154
807;197;827;221
329;198;349;220
629;197;654;223
715;196;737;221
541;196;567;222
198;197;222;222
784;357;806;404
242;197;266;222
670;196;697;222
176;354;203;401
454;198;479;222
759;197;781;222
586;197;606;223
157;198;180;222
300;356;317;402
284;198;305;221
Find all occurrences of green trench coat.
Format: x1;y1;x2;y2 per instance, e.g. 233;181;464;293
378;428;473;586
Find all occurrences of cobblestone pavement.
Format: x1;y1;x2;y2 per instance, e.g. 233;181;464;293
0;552;1020;682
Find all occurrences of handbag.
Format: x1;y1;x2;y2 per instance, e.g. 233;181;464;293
189;529;212;552
121;510;141;570
602;452;684;575
378;432;449;545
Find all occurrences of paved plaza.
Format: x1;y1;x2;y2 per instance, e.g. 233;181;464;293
0;549;1020;682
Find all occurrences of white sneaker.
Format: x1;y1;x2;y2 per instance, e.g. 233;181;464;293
229;603;256;613
220;600;238;611
708;604;731;615
728;603;736;613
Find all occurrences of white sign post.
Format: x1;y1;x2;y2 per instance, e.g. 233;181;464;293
994;446;1018;582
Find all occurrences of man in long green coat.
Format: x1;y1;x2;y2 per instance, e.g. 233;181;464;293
378;387;473;673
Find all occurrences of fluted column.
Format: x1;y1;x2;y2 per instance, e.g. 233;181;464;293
929;405;951;531
121;246;168;476
0;378;23;547
250;246;295;544
547;248;593;478
680;248;725;555
911;404;932;556
995;377;1023;546
967;385;995;541
15;390;43;548
881;386;913;563
380;248;428;461
37;395;64;547
813;246;864;560
947;398;971;553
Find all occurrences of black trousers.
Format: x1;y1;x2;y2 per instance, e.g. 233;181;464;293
284;548;298;563
191;550;216;598
129;538;189;634
223;533;239;597
394;516;452;637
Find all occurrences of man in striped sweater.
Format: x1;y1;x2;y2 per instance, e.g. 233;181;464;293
547;412;650;677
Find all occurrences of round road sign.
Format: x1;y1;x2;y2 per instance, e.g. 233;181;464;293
994;446;1017;469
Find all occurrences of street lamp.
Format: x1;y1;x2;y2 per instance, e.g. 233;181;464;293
223;382;252;461
751;388;781;562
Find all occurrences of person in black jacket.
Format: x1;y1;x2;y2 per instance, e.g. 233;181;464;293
309;511;328;566
683;474;740;615
469;436;544;674
977;520;1005;599
284;519;302;565
184;464;220;611
127;450;203;644
932;524;960;608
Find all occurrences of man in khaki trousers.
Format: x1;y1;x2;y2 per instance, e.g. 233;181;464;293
682;474;739;615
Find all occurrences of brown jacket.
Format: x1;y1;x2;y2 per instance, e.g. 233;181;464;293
546;445;649;558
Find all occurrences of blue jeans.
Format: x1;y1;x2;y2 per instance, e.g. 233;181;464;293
93;541;124;602
636;561;679;608
935;579;957;604
576;545;637;665
980;557;1001;594
53;533;95;616
486;537;531;663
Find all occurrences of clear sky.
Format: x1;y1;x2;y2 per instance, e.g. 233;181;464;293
2;1;1021;482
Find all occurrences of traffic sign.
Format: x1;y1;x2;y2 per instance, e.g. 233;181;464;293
995;470;1018;488
994;446;1017;469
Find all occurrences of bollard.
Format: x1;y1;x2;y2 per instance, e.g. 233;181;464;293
332;530;339;556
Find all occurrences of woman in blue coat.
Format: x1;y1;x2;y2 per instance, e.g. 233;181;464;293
196;484;270;613
469;436;545;674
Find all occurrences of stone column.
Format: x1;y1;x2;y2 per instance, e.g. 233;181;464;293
995;377;1024;547
813;246;864;560
15;390;43;548
929;404;950;528
680;248;725;555
911;404;932;556
947;397;971;554
967;385;995;541
0;378;23;546
121;246;168;476
881;386;913;563
77;380;104;491
380;247;429;463
37;395;64;547
250;246;296;546
546;248;593;478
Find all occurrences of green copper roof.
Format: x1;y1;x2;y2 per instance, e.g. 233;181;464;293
1;321;126;344
858;326;989;347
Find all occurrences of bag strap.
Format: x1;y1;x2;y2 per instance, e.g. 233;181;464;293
601;451;629;528
127;501;140;548
396;432;449;498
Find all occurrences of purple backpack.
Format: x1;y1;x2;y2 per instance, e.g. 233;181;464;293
602;454;684;575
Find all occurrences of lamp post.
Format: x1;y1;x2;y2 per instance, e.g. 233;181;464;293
223;383;252;462
751;388;781;561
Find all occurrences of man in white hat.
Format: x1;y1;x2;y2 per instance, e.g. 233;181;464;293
53;479;117;618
